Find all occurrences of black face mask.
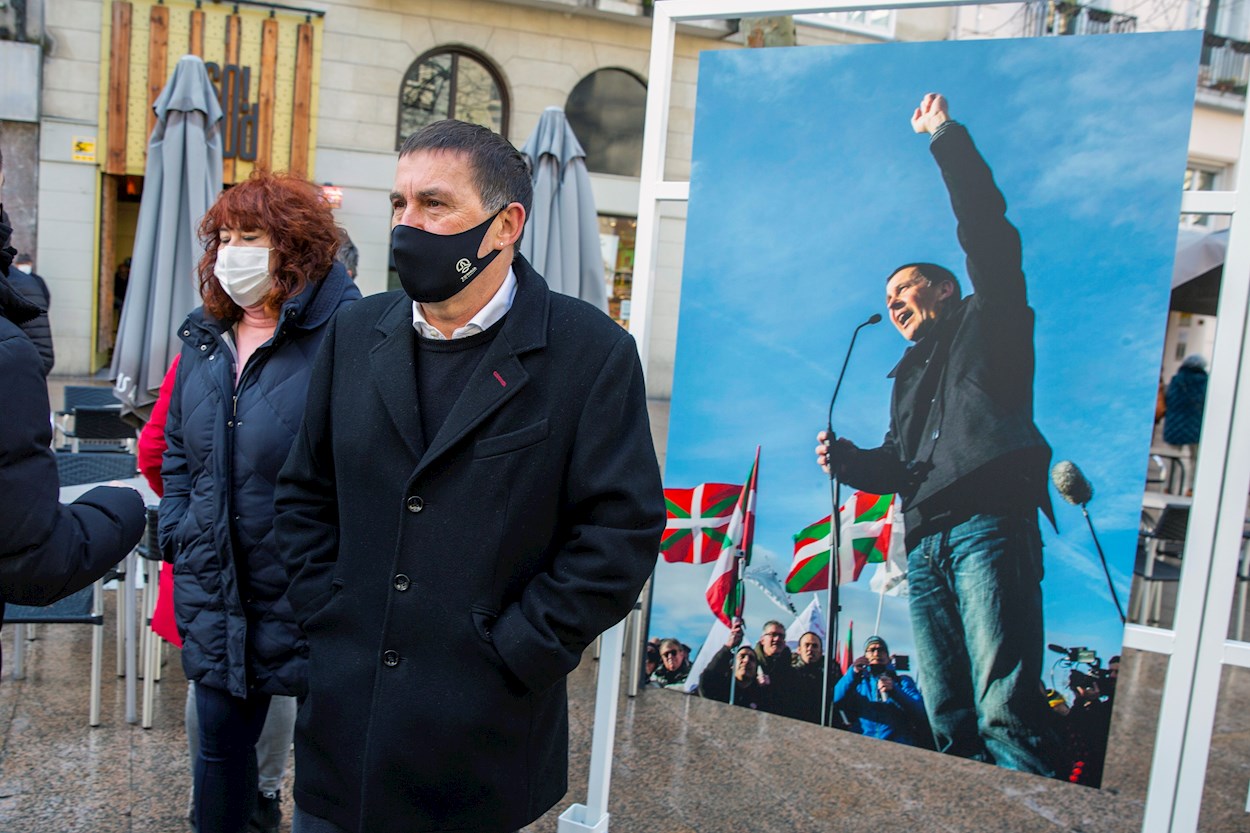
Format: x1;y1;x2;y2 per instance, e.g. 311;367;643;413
391;210;504;303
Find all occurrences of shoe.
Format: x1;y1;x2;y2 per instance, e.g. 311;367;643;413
247;790;281;833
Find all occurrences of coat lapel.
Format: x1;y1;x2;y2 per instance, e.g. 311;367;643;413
369;295;424;462
415;257;550;477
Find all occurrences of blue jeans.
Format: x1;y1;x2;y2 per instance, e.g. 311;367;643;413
906;510;1056;776
194;682;273;833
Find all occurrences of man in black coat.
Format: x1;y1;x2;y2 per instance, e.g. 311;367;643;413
274;120;665;833
0;149;145;667
816;94;1055;776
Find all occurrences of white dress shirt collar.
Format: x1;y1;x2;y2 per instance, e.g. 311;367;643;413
412;266;517;340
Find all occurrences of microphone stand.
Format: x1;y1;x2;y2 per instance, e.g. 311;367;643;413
1080;502;1126;624
820;314;880;725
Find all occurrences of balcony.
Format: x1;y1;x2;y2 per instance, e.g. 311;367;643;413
1025;0;1137;37
1200;33;1250;98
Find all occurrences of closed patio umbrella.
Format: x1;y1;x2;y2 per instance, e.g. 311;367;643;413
111;54;223;418
1171;226;1228;317
519;107;607;311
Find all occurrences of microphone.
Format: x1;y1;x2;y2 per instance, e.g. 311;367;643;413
1052;459;1125;624
1052;460;1094;506
821;311;883;691
826;313;884;439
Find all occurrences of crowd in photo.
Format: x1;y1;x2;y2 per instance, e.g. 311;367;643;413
647;621;1121;788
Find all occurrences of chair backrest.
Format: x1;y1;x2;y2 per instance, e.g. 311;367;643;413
3;586;100;624
1146;504;1191;543
55;451;138;487
62;385;119;411
72;406;135;442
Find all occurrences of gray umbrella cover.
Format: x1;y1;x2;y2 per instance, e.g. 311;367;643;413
111;54;224;415
519;107;608;311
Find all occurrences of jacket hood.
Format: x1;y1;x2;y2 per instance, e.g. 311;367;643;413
0;273;41;325
0;209;35;322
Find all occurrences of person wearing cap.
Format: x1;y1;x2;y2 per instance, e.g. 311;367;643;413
1163;354;1208;495
698;645;772;712
832;636;928;747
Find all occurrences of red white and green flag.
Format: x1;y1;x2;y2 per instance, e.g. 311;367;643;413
659;482;742;564
785;491;903;593
706;447;760;627
837;619;854;675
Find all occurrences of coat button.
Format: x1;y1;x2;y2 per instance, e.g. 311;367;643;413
183;329;190;336
405;496;424;513
932;429;940;440
393;574;411;592
382;650;400;667
199;344;208;351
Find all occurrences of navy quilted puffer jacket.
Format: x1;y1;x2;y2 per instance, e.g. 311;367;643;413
158;263;359;698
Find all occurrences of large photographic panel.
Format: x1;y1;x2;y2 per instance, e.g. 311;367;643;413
649;32;1200;788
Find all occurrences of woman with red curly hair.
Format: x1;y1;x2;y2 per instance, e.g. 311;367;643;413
157;171;360;833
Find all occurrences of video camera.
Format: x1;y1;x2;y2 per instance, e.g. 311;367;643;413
1047;643;1106;700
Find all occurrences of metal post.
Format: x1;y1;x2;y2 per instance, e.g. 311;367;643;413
557;620;625;833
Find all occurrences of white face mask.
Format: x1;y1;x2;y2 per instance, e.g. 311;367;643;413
15;264;32;274
214;246;273;308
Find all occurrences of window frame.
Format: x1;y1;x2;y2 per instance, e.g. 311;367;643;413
395;46;510;150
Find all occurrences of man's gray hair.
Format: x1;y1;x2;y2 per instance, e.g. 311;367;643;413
398;120;533;244
335;227;359;278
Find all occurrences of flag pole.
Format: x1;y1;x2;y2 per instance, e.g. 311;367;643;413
873;569;887;635
821;480;841;728
728;549;744;707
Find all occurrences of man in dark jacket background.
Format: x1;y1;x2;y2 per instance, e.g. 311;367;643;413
8;252;54;377
274;120;664;833
0;146;145;668
816;94;1056;775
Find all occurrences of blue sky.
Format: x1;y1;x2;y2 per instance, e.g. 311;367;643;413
651;33;1201;693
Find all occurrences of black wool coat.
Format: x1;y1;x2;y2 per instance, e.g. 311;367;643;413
159;263;360;698
274;257;665;833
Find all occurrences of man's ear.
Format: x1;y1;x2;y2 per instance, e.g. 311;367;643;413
495;203;526;250
936;279;956;301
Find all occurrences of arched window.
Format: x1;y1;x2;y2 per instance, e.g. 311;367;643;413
565;68;646;177
396;47;508;149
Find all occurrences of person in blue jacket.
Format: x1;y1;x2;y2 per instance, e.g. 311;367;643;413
158;171;360;833
0;147;145;667
833;635;929;747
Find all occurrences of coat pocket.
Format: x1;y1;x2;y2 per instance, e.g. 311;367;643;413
473;419;549;459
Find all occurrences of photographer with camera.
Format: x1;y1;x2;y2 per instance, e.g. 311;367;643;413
832;636;930;747
1062;665;1113;787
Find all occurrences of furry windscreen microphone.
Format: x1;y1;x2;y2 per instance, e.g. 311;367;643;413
1051;460;1094;506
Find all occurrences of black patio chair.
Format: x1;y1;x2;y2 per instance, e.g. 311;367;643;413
1129;504;1190;627
54;386;121;448
60;405;137;454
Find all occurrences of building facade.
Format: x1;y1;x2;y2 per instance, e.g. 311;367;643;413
0;0;1236;394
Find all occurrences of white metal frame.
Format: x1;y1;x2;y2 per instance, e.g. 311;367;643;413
562;3;1250;832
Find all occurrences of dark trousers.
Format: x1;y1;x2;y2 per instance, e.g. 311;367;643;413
194;681;272;833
